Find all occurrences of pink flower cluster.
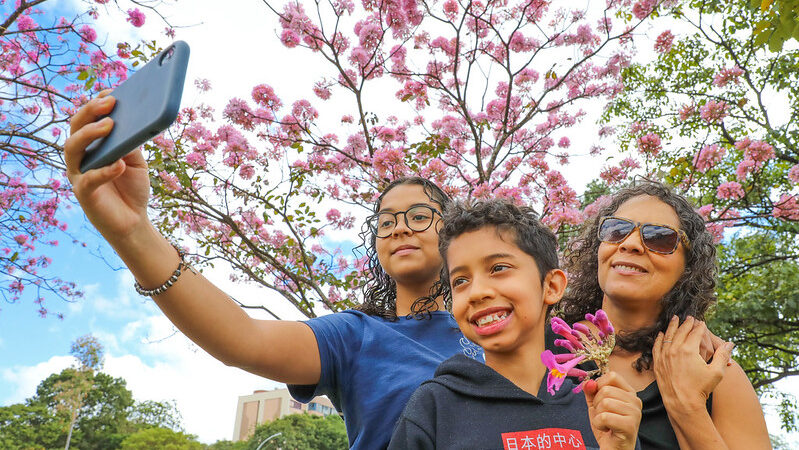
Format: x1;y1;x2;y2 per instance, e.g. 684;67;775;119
542;310;615;394
126;8;146;27
735;138;774;180
717;181;745;200
699;100;729;123
637;132;662;156
788;165;799;185
654;30;674;53
632;0;658;19
713;66;744;87
692;144;725;172
773;194;799;221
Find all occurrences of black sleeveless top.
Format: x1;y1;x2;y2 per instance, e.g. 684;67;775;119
545;328;713;450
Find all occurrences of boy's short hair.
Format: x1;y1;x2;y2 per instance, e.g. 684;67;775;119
438;199;560;283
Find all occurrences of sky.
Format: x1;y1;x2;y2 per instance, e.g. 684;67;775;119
1;0;797;445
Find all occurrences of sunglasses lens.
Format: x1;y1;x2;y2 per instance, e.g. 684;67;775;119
641;225;679;253
599;218;635;243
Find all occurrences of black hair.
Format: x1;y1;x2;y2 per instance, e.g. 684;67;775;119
557;180;717;371
437;199;560;291
355;176;452;320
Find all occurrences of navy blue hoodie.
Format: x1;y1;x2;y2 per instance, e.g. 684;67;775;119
388;354;602;450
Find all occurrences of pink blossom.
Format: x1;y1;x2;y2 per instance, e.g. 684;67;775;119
699;100;729;123
583;195;612;218
637;132;662;156
16;15;37;32
252;84;282;109
692;144;725;172
313;81;332;100
541;351;587;395
195;78;212;92
678;103;696;121
78;25;97;42
443;0;459;19
632;0;657;19
126;8;146;27
773;194;799;221
697;204;714;219
158;171;181;191
239;165;255;179
717;181;745;200
14;235;28;245
281;29;301;48
713;66;744;87
186;152;207;169
742;140;774;164
558;137;571;148
788;165;799;184
654;30;674;53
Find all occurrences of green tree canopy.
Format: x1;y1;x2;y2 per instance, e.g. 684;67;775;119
119;427;204;450
248;414;347;450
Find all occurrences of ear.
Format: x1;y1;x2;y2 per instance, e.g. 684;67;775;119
542;269;567;306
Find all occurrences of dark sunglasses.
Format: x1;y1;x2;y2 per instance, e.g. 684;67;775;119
597;216;691;254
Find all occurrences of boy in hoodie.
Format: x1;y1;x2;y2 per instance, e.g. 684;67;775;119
388;200;642;450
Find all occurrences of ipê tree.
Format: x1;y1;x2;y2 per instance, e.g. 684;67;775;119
0;0;173;317
602;0;799;428
142;0;669;319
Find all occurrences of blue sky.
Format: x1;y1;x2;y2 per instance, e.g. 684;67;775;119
2;0;798;445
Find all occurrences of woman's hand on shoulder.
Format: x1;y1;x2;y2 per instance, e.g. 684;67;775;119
652;315;734;414
584;372;642;450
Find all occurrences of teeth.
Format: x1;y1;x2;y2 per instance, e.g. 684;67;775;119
615;264;645;273
475;311;509;327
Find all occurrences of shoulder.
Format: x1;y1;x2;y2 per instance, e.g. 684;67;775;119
711;361;770;447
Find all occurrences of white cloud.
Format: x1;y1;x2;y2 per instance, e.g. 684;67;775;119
1;356;74;404
104;314;284;443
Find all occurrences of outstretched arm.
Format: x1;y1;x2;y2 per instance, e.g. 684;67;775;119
653;316;770;450
65;93;322;385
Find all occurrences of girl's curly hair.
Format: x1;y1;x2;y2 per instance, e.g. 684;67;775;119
557;181;717;371
355;177;452;320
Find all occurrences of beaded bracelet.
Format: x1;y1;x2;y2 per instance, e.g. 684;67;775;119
133;242;196;297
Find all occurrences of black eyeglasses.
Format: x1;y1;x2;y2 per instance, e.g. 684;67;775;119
597;216;691;255
367;205;441;238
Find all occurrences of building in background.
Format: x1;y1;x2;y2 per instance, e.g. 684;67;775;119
232;388;337;441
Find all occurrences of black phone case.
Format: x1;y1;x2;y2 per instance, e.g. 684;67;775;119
80;41;190;173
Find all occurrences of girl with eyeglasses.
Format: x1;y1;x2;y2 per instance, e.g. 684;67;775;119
557;181;769;449
64;95;480;449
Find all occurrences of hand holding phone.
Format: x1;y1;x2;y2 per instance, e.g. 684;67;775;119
79;41;190;173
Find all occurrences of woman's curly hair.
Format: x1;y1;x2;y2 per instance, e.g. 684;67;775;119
557;181;717;371
355;177;452;320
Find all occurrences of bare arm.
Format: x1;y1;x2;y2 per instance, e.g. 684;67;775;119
653;317;770;450
65;93;322;385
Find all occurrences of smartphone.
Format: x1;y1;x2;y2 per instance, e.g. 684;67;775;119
79;41;190;173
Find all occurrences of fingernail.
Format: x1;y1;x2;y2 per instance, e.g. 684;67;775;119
671;315;678;322
100;96;113;106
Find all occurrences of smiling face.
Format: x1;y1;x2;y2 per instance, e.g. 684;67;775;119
597;195;687;314
448;226;566;357
374;183;444;288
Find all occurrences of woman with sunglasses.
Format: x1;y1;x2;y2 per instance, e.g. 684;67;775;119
557;181;769;449
63;95;480;449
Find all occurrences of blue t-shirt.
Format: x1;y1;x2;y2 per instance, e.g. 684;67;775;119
288;309;482;449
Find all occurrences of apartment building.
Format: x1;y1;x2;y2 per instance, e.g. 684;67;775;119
232;388;337;441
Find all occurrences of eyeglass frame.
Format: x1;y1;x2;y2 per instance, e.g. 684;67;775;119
367;204;442;238
597;215;691;254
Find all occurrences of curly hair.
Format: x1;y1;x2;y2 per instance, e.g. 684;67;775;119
355;177;452;320
557;181;717;371
438;199;559;281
